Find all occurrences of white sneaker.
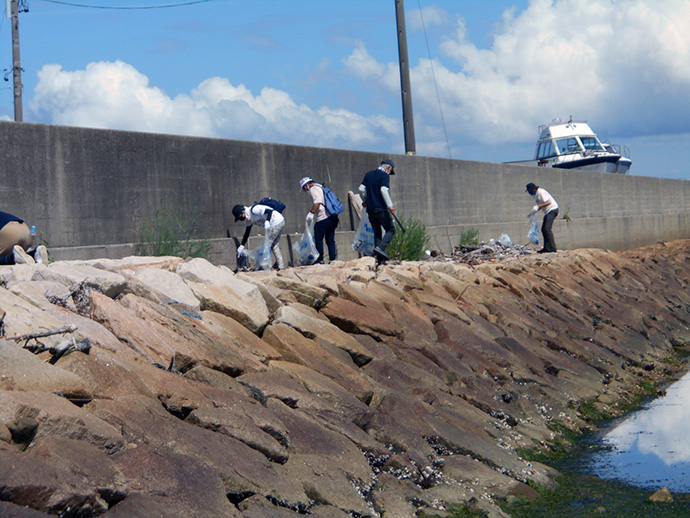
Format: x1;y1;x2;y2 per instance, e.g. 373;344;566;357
13;245;35;265
34;245;48;264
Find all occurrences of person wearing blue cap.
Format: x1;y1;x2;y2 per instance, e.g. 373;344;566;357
358;159;396;262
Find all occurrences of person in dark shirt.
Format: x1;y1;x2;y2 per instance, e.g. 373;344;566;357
358;159;396;262
0;211;48;265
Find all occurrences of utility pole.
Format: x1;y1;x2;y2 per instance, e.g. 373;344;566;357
10;0;23;122
395;0;415;155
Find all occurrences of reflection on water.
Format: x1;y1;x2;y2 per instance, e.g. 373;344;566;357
589;372;690;491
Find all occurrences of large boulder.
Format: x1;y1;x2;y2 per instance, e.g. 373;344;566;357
273;305;373;367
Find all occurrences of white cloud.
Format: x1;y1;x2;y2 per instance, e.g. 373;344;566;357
344;0;690;155
29;60;399;151
406;5;448;33
25;0;690;165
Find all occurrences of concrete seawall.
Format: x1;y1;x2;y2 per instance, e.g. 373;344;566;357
1;121;688;264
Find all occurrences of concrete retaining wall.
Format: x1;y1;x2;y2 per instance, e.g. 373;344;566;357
1;121;688;266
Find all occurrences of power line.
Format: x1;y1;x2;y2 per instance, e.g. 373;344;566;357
417;0;452;159
37;0;216;9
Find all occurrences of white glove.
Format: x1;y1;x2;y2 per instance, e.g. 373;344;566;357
237;245;245;258
264;220;271;230
527;205;539;218
306;212;315;225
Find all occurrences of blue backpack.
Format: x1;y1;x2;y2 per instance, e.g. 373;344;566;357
321;185;344;215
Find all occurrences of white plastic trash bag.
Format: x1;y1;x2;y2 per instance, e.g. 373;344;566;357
247;233;273;270
528;214;540;245
352;211;375;256
293;222;320;265
498;233;513;248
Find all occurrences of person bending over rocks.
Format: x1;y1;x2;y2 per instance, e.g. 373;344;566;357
526;182;559;254
0;211;48;265
232;203;285;270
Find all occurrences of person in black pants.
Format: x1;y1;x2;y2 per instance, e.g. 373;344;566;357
299;177;339;263
359;159;396;262
526;182;559;253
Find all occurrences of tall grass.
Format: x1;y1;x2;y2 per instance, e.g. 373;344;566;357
386;216;429;261
136;200;212;260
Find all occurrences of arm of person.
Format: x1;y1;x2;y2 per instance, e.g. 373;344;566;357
240;225;252;246
381;186;396;214
358;184;367;207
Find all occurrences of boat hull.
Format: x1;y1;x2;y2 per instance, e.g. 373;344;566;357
552;154;630;174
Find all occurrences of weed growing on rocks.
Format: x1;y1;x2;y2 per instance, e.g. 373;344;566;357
386;217;430;261
136;200;212;260
459;228;480;246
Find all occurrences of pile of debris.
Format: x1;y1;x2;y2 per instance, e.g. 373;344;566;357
429;234;535;266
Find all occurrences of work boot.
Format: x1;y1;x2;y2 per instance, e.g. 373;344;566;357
374;247;389;262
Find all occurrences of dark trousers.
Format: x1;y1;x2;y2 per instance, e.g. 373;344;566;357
542;209;559;252
368;209;395;252
314;214;339;262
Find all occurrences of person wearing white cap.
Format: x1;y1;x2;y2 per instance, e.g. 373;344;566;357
299;177;339;263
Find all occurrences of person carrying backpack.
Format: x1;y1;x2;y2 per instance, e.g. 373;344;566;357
299;177;341;264
232;201;286;269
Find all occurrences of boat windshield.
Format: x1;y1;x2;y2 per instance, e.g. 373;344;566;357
536;140;556;159
555;137;582;155
580;136;606;152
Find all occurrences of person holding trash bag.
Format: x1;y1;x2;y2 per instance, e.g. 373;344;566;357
526;182;559;254
299;177;339;264
233;202;285;270
358;159;396;262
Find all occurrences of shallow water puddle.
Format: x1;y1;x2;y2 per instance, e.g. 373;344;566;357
588;372;690;491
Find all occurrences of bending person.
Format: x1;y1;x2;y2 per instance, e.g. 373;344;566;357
526;182;559;254
0;211;48;265
232;203;285;270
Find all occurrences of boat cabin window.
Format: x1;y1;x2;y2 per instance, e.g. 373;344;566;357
580;136;605;152
536;140;556;159
555;138;582;155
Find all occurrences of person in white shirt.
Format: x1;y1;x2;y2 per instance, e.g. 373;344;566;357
232;203;285;269
526;182;559;253
299;177;339;263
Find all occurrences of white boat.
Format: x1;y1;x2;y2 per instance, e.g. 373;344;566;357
510;117;632;174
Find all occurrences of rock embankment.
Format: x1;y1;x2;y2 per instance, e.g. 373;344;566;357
1;241;690;518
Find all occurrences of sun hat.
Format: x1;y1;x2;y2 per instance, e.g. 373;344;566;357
299;177;313;192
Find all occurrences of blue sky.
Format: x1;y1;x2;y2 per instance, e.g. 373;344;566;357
1;0;689;179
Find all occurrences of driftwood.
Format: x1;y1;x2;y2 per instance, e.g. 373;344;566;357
5;326;82;359
6;326;77;344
